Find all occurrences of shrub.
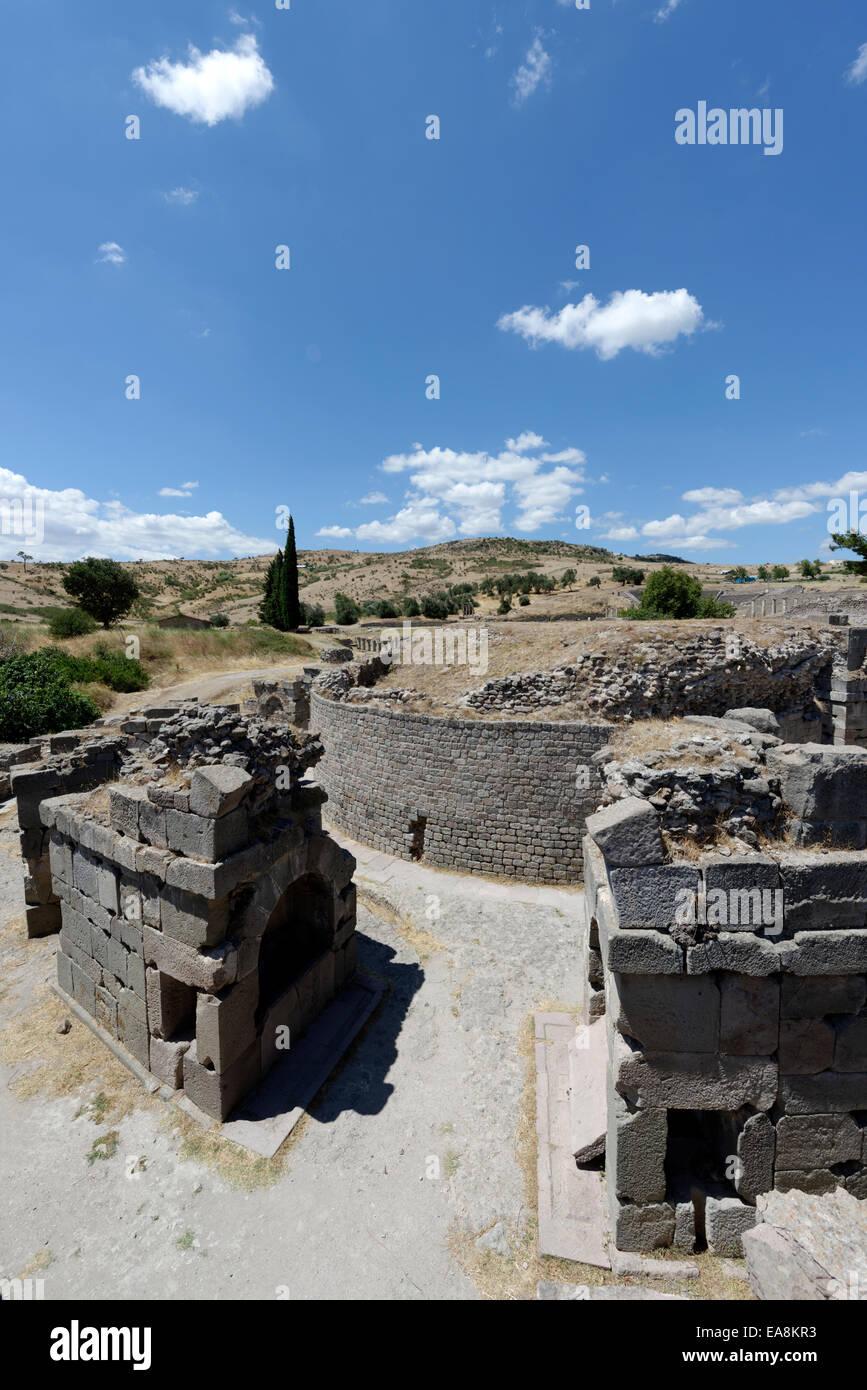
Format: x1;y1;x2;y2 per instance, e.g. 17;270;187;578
403;597;420;618
421;594;450;620
49;608;98;639
519;594;530;606
300;601;325;627
0;650;101;740
497;598;511;614
209;614;230;628
335;592;361;625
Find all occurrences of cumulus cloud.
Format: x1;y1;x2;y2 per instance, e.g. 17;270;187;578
511;35;551;107
682;487;743;505
498;288;705;360
506;431;548;453
163;187;198;206
132;34;274;125
359;491;388;505
316;434;589;545
97;242;126;265
316;525;354;539
0;468;273;561
600;525;639;542
845;43;867;86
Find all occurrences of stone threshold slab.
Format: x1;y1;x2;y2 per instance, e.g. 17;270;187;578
219;972;385;1157
52;971;384;1159
535;1011;611;1270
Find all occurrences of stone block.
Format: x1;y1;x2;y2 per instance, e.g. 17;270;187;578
138;798;168;849
766;743;867;823
673;1201;696;1254
720;974;780;1056
148;1033;192;1089
196;973;259;1072
94;984;117;1035
606;1077;667;1204
776;1114;862;1170
608;1196;676;1254
117;988;149;1067
608;864;699;931
96;864;119;915
608;972;720;1053
142;925;237;992
736;1112;775;1201
834;1016;867;1072
188;765;253;819
781;973;867;1019
596;900;683;976
779;853;867;931
724;708;780;735
779;1018;836;1074
686;933;792;977
165;807;248;863
705;1196;757;1258
790;931;867;975
774;1170;839;1196
145;968;195;1041
108;786;146;841
160;886;229;949
781;1072;867;1113
56;949;74;998
182;1039;261;1122
69;959;97;1017
584;797;665;867
613;1041;777;1112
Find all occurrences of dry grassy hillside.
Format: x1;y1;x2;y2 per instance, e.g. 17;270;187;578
0;541;856;628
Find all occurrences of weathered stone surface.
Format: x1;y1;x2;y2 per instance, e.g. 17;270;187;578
165;807;248;863
778;1019;836;1074
779;853;867;930
790;930;867;975
781;973;867;1019
687;933;793;977
584;797;665;867
705;1196;757;1258
834;1015;867;1072
597;900;683;976
612;1039;778;1112
776;1115;862;1170
608;865;699;931
780;1072;867;1113
568;1019;607;1163
147;1034;192;1089
605;1076;667;1205
609;1249;698;1280
609;1195;676;1254
736;1112;775;1200
743;1187;867;1301
608;972;719;1053
720;974;779;1056
182;1039;261;1122
724;708;780;735
767;744;867;823
196;973;259;1073
775;1169;839;1195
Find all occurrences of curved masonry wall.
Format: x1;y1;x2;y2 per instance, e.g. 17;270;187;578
311;691;612;883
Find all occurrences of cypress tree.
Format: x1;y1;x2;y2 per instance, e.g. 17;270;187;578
259;552;286;629
283;515;302;630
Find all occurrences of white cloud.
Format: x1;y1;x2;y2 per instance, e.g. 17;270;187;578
359;492;388;505
0;468;274;561
132;34;274;126
498;288;705;360
654;0;683;22
97;242;126;265
771;470;867;505
159;481;199;497
845;43;867;86
600;525;639;543
163;187;199;206
316;433;589;543
511;35;551;107
648;534;738;552
316;526;354;539
506;431;549;453
682;487;743;505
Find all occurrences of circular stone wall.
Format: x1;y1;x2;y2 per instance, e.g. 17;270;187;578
310;692;611;883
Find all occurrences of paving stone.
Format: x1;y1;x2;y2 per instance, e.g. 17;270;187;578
609;1249;698;1280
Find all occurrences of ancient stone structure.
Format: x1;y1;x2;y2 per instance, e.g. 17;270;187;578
13;699;356;1121
820;624;867;747
582;740;867;1257
311;690;611;882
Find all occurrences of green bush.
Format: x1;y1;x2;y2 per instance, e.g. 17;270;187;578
519;594;530;606
48;608;98;639
0;650;101;740
300;601;325;627
209;614;230;628
41;643;149;694
334;592;360;625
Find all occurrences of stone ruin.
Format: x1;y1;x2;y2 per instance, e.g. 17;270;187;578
580;731;867;1258
7;695;357;1121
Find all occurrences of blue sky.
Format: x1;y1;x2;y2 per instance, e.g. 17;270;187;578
1;0;866;564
